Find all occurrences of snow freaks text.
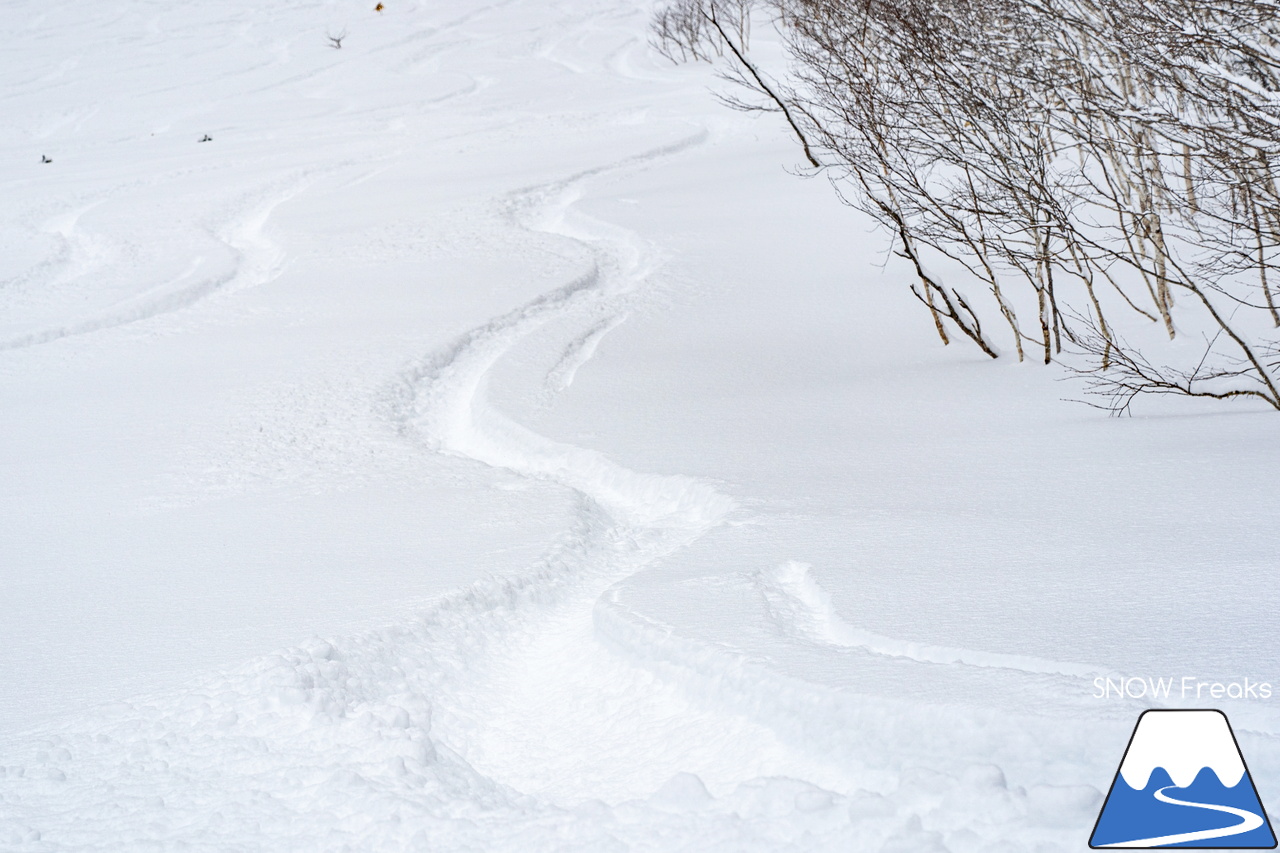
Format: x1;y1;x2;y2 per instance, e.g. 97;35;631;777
1093;677;1274;701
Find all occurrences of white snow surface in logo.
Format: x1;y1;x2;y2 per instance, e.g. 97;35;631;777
1119;711;1246;790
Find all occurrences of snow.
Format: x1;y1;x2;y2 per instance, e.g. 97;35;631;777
2;0;1279;850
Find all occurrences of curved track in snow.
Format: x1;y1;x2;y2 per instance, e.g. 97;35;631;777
394;134;844;801
0;172;313;352
8;0;1258;850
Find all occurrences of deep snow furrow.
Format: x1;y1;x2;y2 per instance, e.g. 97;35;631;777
391;134;871;800
389;124;1105;806
401;128;716;528
0;1;1141;847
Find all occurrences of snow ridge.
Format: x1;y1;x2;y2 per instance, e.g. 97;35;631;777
542;313;627;397
758;561;1104;679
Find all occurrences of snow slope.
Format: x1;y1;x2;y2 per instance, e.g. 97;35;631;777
2;0;1279;850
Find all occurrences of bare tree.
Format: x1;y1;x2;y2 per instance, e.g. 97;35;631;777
654;0;1280;411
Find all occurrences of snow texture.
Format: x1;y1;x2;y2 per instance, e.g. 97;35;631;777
1;0;1278;851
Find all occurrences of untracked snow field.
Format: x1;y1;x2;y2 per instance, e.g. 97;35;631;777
2;1;1279;850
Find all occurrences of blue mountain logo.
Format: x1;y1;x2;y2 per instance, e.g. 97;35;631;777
1091;709;1276;848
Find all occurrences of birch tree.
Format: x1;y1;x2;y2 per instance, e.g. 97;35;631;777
655;0;1280;411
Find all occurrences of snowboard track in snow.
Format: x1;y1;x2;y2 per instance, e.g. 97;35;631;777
392;131;1103;809
0;129;1117;851
389;129;833;801
2;1;1196;847
0;161;382;353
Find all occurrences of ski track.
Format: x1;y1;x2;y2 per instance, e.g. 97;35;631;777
393;130;1105;832
0;2;1134;849
757;561;1108;680
1;129;879;851
0;0;506;355
390;133;857;803
0;121;1095;851
1;200;108;302
0;173;310;352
